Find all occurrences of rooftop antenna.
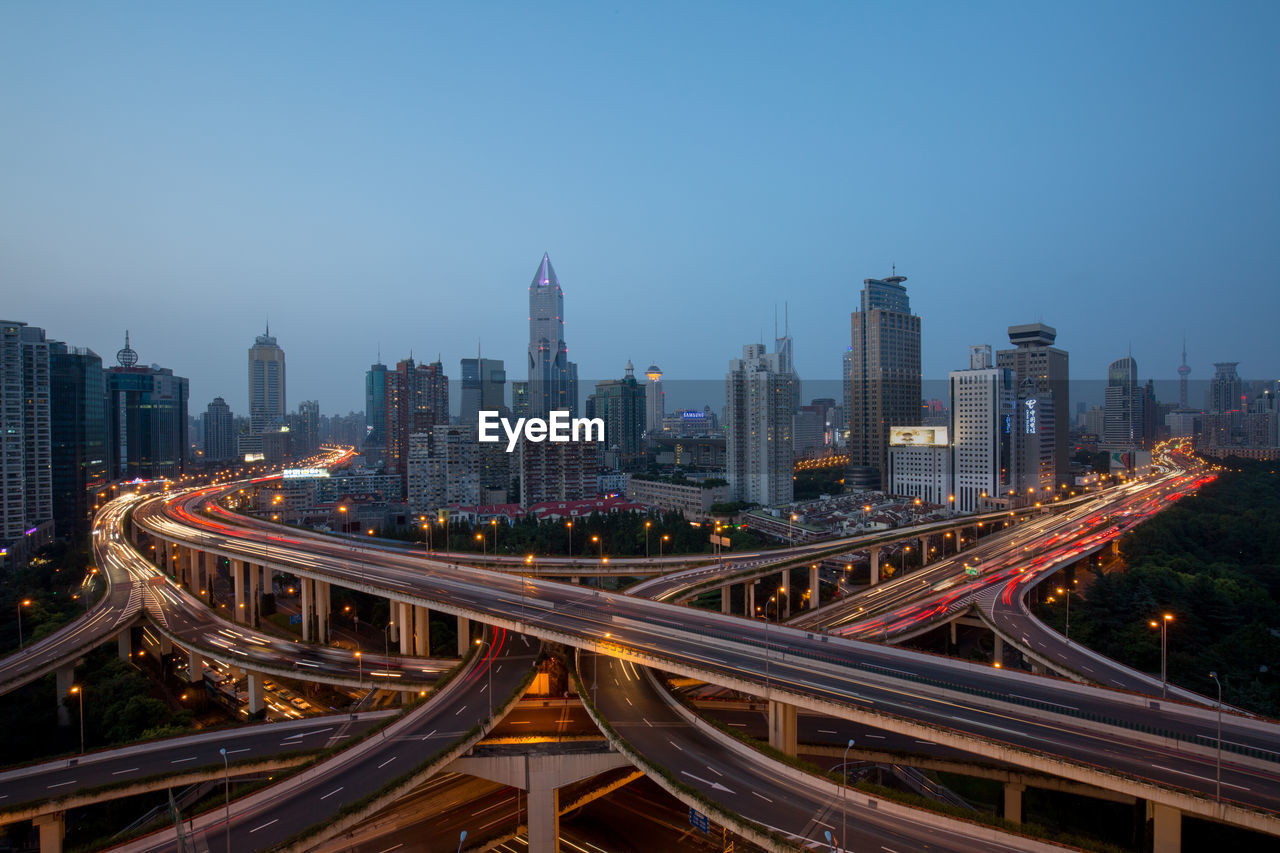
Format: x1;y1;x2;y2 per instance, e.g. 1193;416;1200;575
785;302;790;336
774;304;778;340
891;263;895;276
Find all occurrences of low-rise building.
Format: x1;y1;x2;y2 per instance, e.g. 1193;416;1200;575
626;475;731;521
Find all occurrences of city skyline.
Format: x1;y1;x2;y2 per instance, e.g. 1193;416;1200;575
3;4;1277;413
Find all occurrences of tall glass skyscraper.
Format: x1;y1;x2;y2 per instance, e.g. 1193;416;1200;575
49;342;107;539
849;274;922;488
526;254;578;418
248;326;286;438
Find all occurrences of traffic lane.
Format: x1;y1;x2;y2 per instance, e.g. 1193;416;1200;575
590;654;1031;853
488;702;596;738
124;630;539;853
0;712;391;811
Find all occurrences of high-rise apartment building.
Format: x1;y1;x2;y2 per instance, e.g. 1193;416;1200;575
248;327;286;440
385;357;449;490
849;274;922;489
996;323;1069;486
49;342;107;539
1103;356;1143;449
949;345;1016;513
526;254;579;418
587;362;647;471
460;357;506;428
407;425;480;515
105;333;189;480
294;400;320;457
644;364;664;435
202;397;235;465
510;381;530;419
1210;362;1243;414
517;438;598;509
1;321;54;555
725;344;794;506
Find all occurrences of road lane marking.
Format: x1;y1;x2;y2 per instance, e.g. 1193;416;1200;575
226;747;250;754
667;739;683;751
47;780;76;788
751;791;772;802
250;818;279;833
320;787;344;800
420;728;437;741
378;756;397;769
454;705;467;715
818;729;837;734
708;765;723;776
111;767;140;775
170;756;198;764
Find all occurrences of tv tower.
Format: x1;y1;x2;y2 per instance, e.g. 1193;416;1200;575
1177;337;1191;409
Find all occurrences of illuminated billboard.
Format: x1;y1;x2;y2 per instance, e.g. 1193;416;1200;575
283;467;331;479
889;427;948;447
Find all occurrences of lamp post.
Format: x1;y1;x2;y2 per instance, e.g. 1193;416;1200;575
355;650;362;690
17;599;31;649
476;532;486;559
1149;613;1174;697
70;686;85;754
383;621;393;659
566;521;573;560
789;513;797;547
1056;586;1071;642
591;534;604;568
474;638;493;719
842;737;855;853
457;829;468;853
522;555;533;619
645;520;652;559
1209;671;1223;810
490;518;499;557
219;746;230;852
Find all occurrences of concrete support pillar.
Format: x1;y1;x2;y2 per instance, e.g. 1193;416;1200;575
720;585;732;615
994;633;1004;666
187;649;202;683
55;665;74;727
315;581;330;643
955;528;964;552
399;602;412;655
808;564;819;610
248;564;261;627
570;576;580;585
301;577;314;642
117;627;132;661
779;573;790;619
458;616;471;656
246;672;265;716
746;581;756;617
920;537;930;565
388;602;400;643
527;767;561;853
264;567;276;596
34;812;65;853
414;605;430;656
1149;801;1182;853
768;700;798;756
869;546;881;585
159;635;173;656
232;559;247;623
1003;782;1025;823
949;619;958;646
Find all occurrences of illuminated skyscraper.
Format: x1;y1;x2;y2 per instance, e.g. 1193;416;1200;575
996;323;1069;486
248;326;286;439
526;254;579;418
1;320;53;556
726;344;794;506
644;364;664;435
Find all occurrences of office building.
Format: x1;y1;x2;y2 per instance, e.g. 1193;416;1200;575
1014;379;1055;498
460;357;507;429
849;273;922;488
202;397;235;465
105;333;189;480
1;321;54;558
365;360;388;449
248;326;286;439
49;342;107;539
293;400;320;457
725;344;794;506
586;361;647;471
1210;362;1243;414
510;381;530;419
1103;356;1143;449
996;323;1069;486
526;253;579;418
949;345;1015;513
644;364;664;435
888;428;952;506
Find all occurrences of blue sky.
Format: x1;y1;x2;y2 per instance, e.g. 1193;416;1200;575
2;2;1277;414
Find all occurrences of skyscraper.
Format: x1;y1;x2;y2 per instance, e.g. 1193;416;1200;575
248;327;286;440
1;320;54;558
1210;362;1243;414
202;397;235;465
996;323;1069;487
848;274;922;488
365;359;388;449
644;364;664;435
726;344;794;506
1103;356;1143;449
526;254;579;418
105;333;189;480
49;342;107;539
587;361;647;471
460;357;507;428
385;357;449;491
949;345;1016;513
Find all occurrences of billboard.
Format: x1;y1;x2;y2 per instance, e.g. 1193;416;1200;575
889;426;948;447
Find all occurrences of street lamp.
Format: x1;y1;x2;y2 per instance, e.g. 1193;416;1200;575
17;599;31;649
1056;586;1071;642
842;737;855;853
355;650;362;689
789;513;798;547
490;518;499;556
591;534;605;568
645;520;652;559
70;686;85;754
566;521;573;560
219;746;231;852
1149;613;1174;698
1209;671;1223;810
476;532;486;558
457;829;468;853
474;638;493;719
